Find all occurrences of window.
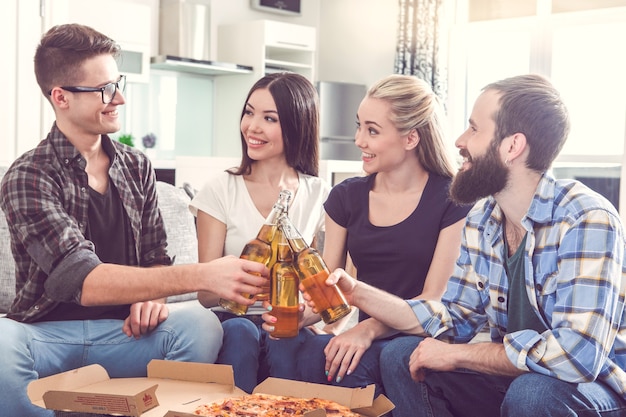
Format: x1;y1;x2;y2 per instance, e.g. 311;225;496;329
448;0;626;215
551;18;626;156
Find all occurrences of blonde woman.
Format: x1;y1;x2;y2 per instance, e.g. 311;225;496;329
291;75;471;392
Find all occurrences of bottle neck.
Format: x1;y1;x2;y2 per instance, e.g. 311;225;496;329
257;198;288;243
279;215;309;254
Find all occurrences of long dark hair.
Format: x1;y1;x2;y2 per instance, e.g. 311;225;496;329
230;72;320;176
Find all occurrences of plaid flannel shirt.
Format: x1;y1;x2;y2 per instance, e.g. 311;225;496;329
408;173;626;399
0;123;171;322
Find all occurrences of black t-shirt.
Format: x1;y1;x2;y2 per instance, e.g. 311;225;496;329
43;183;132;321
324;173;471;321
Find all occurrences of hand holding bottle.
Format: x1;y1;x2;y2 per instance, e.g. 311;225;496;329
279;215;351;324
206;255;270;306
219;190;292;315
299;268;358;314
261;301;306;339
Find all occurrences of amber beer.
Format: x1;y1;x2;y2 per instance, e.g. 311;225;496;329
278;216;351;324
269;229;300;337
219;190;292;315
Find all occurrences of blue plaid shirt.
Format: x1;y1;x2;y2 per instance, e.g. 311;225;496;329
409;173;626;399
0;123;172;322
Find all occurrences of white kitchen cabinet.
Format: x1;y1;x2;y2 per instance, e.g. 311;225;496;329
218;19;316;81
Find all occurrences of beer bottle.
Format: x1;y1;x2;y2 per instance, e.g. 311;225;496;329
219;190;292;315
278;215;351;324
269;227;300;338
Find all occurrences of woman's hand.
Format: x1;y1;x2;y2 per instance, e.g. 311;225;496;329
322;325;374;383
261;301;305;338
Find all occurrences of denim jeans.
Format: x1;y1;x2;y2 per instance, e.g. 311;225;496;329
380;336;626;417
0;302;223;417
295;331;387;396
216;317;306;393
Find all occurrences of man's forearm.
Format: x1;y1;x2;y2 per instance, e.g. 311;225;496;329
351;281;425;334
453;342;524;376
81;263;201;306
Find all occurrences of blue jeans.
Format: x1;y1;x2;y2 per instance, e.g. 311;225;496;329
0;302;222;417
217;317;306;393
295;331;387;396
380;336;626;417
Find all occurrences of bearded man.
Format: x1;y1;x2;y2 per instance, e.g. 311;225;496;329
301;74;626;417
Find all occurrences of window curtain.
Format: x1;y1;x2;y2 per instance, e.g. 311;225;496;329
395;0;447;101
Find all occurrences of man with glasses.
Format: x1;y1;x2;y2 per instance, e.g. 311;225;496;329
0;24;269;416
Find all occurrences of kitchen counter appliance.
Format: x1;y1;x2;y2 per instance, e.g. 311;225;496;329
317;81;367;161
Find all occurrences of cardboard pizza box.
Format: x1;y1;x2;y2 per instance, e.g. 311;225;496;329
29;360;394;417
254;378;394;417
28;360;244;417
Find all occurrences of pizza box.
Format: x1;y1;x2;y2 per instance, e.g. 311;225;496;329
253;378;394;417
28;359;394;417
28;360;245;417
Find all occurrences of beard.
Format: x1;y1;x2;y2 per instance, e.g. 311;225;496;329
450;142;510;205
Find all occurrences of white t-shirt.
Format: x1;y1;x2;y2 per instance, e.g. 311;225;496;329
189;171;331;314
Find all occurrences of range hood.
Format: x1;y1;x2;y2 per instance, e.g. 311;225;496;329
150;55;253;76
154;0;252;77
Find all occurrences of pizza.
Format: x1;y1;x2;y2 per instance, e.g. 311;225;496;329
193;392;362;416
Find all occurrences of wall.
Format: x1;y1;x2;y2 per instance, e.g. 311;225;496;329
1;0;44;166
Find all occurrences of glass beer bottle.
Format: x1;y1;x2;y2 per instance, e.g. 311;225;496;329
219;190;292;315
269;228;300;338
278;215;351;324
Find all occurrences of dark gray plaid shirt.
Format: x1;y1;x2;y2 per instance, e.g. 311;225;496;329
0;123;171;322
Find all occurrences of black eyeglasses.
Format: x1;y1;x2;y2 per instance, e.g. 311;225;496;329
49;75;126;104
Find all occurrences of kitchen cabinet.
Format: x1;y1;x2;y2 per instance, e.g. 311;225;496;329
217;20;317;81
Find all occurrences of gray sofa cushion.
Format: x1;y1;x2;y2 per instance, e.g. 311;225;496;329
156;181;199;303
0;166;16;313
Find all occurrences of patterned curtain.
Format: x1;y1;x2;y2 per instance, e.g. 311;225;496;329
395;0;447;101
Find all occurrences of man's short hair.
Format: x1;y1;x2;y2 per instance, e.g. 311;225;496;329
34;24;121;99
484;74;570;173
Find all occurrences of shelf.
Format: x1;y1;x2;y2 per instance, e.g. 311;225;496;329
150;55;253;76
265;59;313;70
